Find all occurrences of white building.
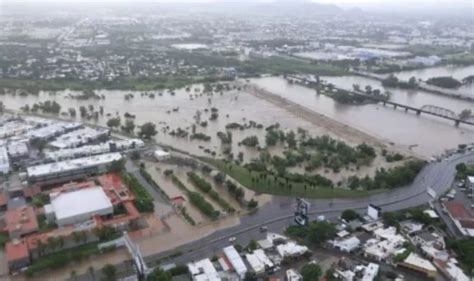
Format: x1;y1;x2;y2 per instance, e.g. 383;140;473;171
330;236;361;252
26;152;122;185
286;269;302;281
245;252;265;275
187;258;221;281
0;146;10;174
276;242;309;258
223;246;247;279
49;127;109;149
154;149;171;161
44;186;113;226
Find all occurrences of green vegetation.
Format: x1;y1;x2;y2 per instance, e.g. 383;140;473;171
101;264;117;281
147;267;172;281
138;122;158;139
0;232;9;246
445;52;474;65
93;226;121;242
455;163;474;180
37;214;57;231
25;243;101;277
171;175;220;220
448;238;474;273
190;133;211;141
32;193;50;207
121;172;155;213
285;221;337;245
240;136;259;147
301;263;322;281
393;249;411;263
382;207;440;228
187;172;235;213
341;209;360;222
181;207;196;226
426;76;462;89
381;74;418;89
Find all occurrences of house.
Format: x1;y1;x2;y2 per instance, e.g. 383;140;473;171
330;235;361;253
443;201;474;236
399;253;437;279
154;149;171;161
223;246;247;279
286;269;302;281
4;206;39;238
188;258;220;281
5;239;30;271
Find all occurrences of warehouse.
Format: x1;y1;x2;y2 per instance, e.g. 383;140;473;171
49;127;109;149
26;152;122;185
44;186;113;226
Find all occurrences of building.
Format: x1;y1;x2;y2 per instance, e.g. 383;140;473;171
154;149;171;161
286;269;302;281
276;242;309;258
443;201;474;236
330;235;361;253
223;246;247;279
363;227;406;262
26;152;122;185
188;258;221;281
44;186;113;226
400;253;437;279
5;239;30;271
4;206;39;238
49;127;109;149
7;141;29;162
246;252;265;275
0;146;10;174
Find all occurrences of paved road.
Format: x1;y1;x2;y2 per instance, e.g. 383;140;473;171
73;151;474;280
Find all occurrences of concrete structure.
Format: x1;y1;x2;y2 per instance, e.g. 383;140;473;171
26;152;122;185
7;141;29;162
5;239;30;272
45;139;144;161
330;236;361;253
363;227;406;262
154;149;171;161
0;146;10;174
223;246;247;279
276;242;309;258
286;269;302;281
25;122;82;140
49;127;109;149
188;258;220;281
45;186;113;226
245;252;265;275
400;253;437;279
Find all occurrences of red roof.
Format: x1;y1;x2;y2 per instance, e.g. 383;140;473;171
444;201;473;219
4;206;38;236
0;193;7;207
97;173;134;204
5;240;29;262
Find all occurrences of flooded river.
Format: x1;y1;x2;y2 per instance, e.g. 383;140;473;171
390;65;474;96
1;65;473;158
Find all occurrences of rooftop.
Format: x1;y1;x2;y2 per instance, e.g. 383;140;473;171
4;206;38;235
48;186;113;223
5;239;29;262
27;152;122;178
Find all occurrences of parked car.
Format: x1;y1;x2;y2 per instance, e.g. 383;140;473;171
228;237;236;243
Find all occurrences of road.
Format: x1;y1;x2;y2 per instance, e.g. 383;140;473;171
74;150;474;280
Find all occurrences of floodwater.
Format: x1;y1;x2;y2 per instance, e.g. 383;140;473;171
390;65;474;96
1;65;473;158
251;75;474;157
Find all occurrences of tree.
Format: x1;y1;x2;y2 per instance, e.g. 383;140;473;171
243;271;257;281
107;117;121;129
138;122;157;139
121;119;136;134
308;221;337;245
146;267;171;281
341;209;359;222
30;138;48;153
247;199;258;209
101;264;116;281
301;263;322;281
247;239;258;251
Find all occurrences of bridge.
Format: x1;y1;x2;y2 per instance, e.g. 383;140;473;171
286;75;474;127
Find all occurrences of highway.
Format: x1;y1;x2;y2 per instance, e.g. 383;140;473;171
136;151;473;267
75;150;473;280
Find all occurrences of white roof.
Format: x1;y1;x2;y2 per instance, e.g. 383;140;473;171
444;258;469;281
245;253;265;274
403;253;436;272
361;263;379;281
49;186;112;222
45;139;143;160
27;152;122;178
223;246;247;277
49;127;109;149
276;242;308;258
188;258;220;281
253;249;274;268
423;209;439;219
154;150;170;157
468;176;474;184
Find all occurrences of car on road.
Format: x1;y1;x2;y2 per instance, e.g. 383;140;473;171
228;237;236;243
259;226;268;232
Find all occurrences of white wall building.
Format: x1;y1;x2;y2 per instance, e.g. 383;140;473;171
223;246;247;279
0;146;10;174
45;186;113;226
154;149;171;161
187;258;221;281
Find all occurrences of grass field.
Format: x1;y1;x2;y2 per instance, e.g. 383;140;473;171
203;158;384;199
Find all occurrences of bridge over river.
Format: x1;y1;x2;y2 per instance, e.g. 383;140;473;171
286;75;474;127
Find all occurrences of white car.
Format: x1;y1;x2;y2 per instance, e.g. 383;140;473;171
228;237;236;243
